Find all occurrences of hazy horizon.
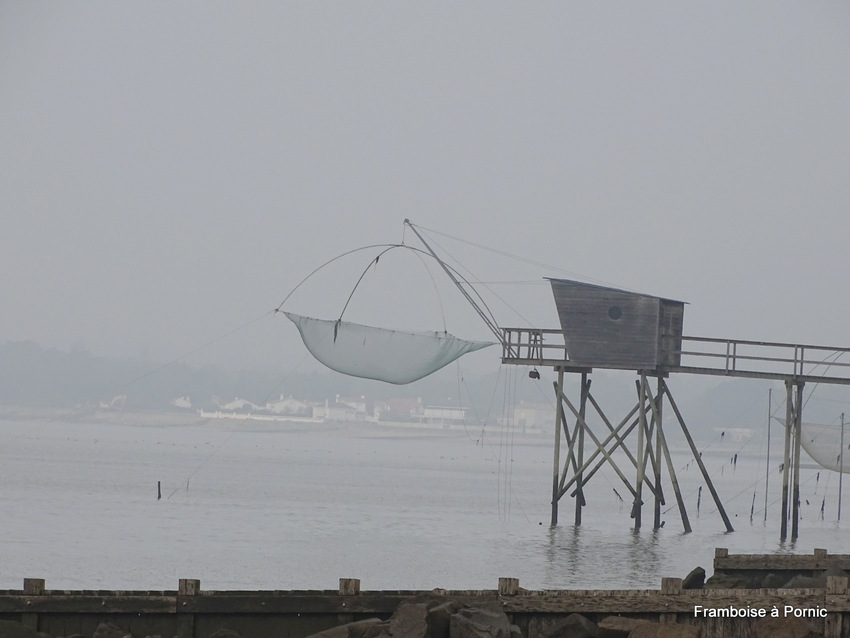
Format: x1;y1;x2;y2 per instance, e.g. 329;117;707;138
3;3;850;391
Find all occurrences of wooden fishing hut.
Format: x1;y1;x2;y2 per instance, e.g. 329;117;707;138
501;278;850;540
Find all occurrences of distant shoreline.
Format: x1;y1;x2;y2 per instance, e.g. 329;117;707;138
0;404;552;438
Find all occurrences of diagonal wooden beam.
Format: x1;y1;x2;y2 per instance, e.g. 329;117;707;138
557;388;641;501
641;379;691;533
662;378;734;532
564;405;656;496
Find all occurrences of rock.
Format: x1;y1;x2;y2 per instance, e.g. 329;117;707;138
682;567;705;590
597;616;651;637
92;624;131;638
390;603;431;638
361;621;392;638
823;564;849;579
703;573;756;589
0;620;43;638
752;617;822;638
628;623;700;638
303;619;386;638
761;573;788;589
350;620;388;638
450;607;513;638
783;575;821;589
540;613;599;638
428;601;462;638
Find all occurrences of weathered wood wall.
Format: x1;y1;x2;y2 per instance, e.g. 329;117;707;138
548;278;685;369
714;547;850;574
2;571;848;638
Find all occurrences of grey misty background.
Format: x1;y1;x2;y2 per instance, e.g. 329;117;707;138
3;340;849;443
2;3;850;435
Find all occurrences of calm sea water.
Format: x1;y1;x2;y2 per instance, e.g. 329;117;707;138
0;417;847;591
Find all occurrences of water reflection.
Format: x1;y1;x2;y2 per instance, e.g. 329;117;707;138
541;524;668;589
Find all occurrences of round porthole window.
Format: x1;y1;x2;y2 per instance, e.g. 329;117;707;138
608;306;622;320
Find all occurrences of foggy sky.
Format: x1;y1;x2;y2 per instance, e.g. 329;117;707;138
3;2;850;378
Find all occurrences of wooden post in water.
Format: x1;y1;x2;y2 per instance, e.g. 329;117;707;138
551;368;565;526
781;380;793;541
646;381;690;533
574;373;588;526
838;412;844;521
653;377;663;531
764;388;771;523
791;382;804;540
661;379;734;532
633;377;646;530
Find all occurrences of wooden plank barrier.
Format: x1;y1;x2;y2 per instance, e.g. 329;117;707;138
2;568;849;638
714;546;850;573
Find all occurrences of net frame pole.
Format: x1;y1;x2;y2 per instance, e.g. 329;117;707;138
404;220;507;349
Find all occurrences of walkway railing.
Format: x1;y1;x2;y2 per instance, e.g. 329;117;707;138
500;328;850;384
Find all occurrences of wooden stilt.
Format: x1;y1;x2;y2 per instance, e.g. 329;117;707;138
634;378;647;529
662;379;734;532
791;381;804;540
637;383;662;505
644;380;691;533
550;372;734;534
567;417;641;497
653;376;664;530
764;388;772;523
781;379;793;541
575;373;589;525
566;397;661;502
586;394;642;469
636;377;662;503
551;368;564;526
838;412;844;521
558;389;641;501
557;394;582;493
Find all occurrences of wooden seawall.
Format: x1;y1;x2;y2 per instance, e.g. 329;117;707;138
2;549;850;638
